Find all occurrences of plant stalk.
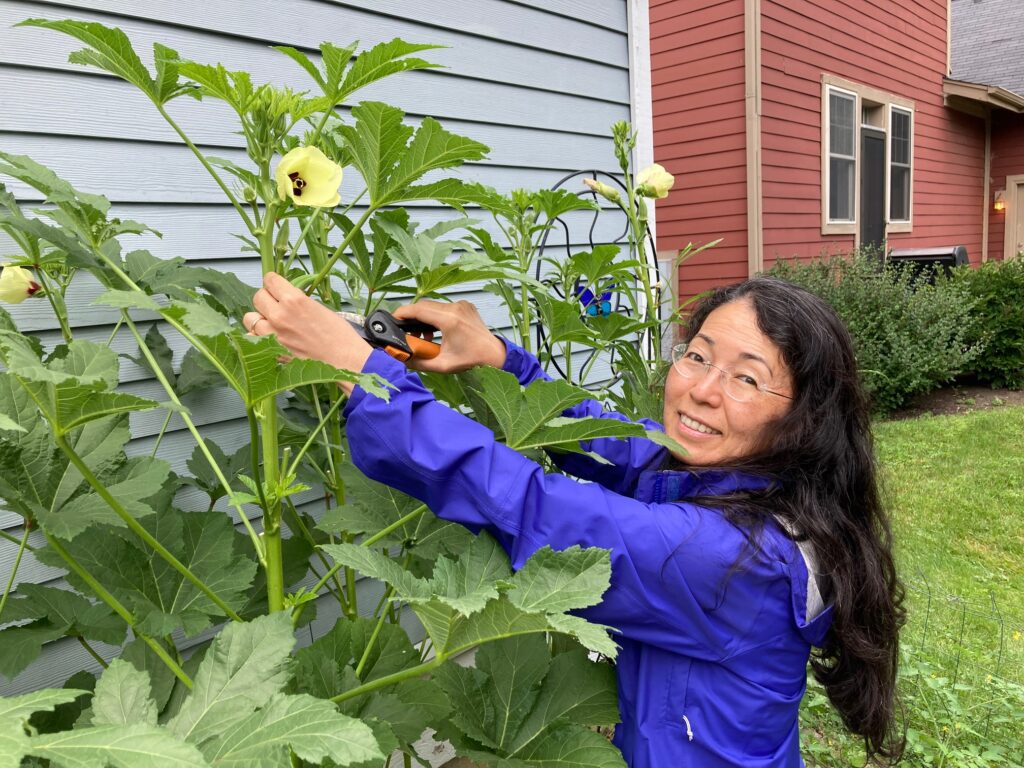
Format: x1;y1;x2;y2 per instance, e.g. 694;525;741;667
155;103;254;233
43;532;192;689
0;526;30;621
257;201;286;613
304;206;375;295
123;315;265;560
52;433;243;624
331;653;447;704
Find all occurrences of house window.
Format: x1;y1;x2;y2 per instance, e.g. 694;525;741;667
827;87;857;223
821;75;915;237
889;106;913;222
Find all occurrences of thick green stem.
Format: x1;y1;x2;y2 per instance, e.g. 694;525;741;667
53;433;243;624
0;528;35;550
123;315;265;560
304;207;375;295
35;269;73;343
282;500;348;609
285;393;347;478
292;504;428;626
282;208;323;273
155;103;254;233
77;636;109;669
0;526;30;621
355;585;395;678
255;394;284;614
44;533;192;689
331;654;446;704
257;202;286;613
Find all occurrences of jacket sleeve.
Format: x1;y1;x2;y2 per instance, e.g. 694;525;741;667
500;339;668;495
344;350;775;660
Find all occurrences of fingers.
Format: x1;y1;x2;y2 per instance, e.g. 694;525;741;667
392;300;454;330
263;271;304;301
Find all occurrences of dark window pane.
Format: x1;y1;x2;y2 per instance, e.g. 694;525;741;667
890;166;910;220
830;93;855;155
891;110;911;165
830;157;855;220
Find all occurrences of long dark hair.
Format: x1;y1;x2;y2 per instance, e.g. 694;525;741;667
679;276;905;762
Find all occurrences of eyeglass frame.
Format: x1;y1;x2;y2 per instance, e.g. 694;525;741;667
670;342;793;402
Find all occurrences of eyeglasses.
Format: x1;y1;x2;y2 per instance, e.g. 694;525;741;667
671;343;793;403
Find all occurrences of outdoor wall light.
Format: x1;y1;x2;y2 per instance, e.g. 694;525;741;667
994;190;1007;212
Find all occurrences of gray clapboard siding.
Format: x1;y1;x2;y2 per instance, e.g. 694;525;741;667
2;70;625;163
0;0;634;696
21;0;628;86
0;203;628;272
1;3;628;134
0;135;603;203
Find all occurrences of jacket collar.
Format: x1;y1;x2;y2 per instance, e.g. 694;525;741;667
634;468;774;504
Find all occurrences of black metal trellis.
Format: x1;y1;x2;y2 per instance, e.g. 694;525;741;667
532;169;666;391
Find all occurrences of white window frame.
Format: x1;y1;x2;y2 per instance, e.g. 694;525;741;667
821;75;915;240
824;85;858;231
887;104;914;230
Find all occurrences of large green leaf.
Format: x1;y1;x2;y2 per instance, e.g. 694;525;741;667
340;39;442;100
323;533;510;618
435;638;623;768
461;367;586;449
338;102;488;208
461;367;682;457
0;625;66;680
0;584;123;647
41;456;169;540
26;723;209;768
291;617;445;755
316;459;470;559
165;322;389;406
91;659;158;727
0;335;168;436
16;19;179;105
0;689;90;768
202;692;382;767
38;509;256;637
167;613;295;747
506;546;610;616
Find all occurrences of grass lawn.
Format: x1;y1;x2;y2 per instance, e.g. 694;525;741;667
802;405;1024;766
875;404;1024;684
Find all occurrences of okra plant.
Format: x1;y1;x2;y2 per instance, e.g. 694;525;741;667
0;19;678;768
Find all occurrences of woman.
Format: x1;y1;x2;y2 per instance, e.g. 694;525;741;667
245;274;905;767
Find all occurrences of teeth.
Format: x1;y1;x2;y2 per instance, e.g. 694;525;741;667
680;413;719;435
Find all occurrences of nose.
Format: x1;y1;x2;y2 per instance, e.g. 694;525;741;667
688;364;725;404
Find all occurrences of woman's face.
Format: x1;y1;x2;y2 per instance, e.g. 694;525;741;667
663;298;794;466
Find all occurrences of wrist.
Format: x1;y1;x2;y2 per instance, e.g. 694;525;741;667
486;333;507;368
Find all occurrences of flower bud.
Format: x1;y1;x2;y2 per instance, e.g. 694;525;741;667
583;177;622;205
0;264;41;304
635;164;675;199
274;146;343;208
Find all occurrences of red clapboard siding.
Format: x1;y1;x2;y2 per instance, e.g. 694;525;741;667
989;112;1024;261
652;0;746;307
653;0;992;299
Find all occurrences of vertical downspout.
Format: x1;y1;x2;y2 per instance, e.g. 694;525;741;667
627;0;669;356
745;0;764;275
982;110;991;262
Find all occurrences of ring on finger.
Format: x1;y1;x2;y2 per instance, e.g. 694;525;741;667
250;315;265;334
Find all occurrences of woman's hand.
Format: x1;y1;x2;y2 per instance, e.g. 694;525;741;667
244;272;372;394
392;300;506;373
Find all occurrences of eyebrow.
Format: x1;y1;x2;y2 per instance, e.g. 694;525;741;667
695;332;775;375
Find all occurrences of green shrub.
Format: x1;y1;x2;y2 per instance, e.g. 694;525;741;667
764;251;982;415
952;258;1024;389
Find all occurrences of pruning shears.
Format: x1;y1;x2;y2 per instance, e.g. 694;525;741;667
339;309;441;363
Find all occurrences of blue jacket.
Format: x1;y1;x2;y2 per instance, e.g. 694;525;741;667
344;341;833;768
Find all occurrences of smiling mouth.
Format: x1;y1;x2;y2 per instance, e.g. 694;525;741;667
679;412;721;436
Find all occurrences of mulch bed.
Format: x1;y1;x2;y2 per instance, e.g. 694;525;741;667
887;384;1024;420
